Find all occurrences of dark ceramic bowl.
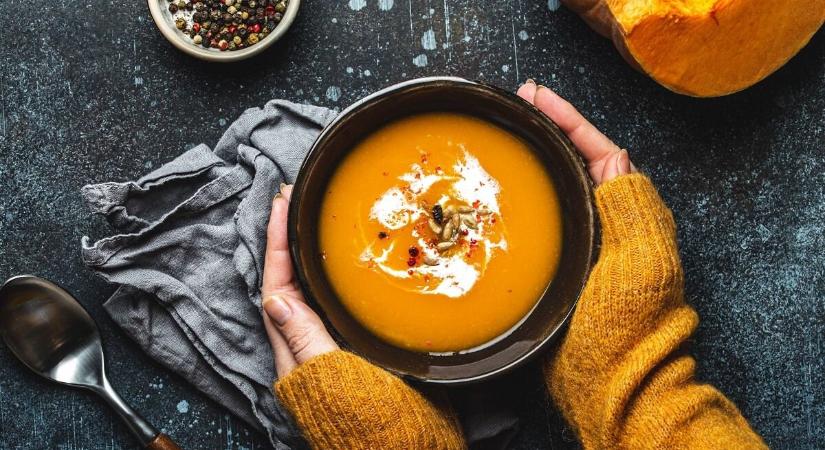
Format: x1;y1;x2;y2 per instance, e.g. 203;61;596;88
288;77;596;384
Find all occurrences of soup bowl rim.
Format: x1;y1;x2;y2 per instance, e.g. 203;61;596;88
287;76;596;384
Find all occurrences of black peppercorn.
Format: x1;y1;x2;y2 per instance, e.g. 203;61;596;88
169;3;178;12
432;205;444;224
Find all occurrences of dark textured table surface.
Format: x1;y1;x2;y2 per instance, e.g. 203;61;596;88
1;1;823;449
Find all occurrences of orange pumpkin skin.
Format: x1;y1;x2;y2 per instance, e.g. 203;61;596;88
562;0;825;97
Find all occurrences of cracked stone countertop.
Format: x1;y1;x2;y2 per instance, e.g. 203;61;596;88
0;1;823;449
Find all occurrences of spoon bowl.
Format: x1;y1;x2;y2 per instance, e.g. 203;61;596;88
0;275;180;449
0;275;104;386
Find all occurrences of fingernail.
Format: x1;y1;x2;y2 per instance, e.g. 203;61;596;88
263;295;292;326
279;182;287;191
525;78;535;85
617;150;631;175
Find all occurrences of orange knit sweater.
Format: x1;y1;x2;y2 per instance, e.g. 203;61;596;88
275;174;766;450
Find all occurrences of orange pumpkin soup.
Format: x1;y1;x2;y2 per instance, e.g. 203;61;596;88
319;112;562;353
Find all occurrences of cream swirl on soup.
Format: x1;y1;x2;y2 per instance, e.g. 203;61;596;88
360;148;507;298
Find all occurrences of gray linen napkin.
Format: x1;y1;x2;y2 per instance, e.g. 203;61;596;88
80;99;519;449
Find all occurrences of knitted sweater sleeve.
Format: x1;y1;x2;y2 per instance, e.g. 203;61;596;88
275;350;465;450
545;174;767;449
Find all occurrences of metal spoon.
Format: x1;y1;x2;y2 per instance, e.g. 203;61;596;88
0;275;181;450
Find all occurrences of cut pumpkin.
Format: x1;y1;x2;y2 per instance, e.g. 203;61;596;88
562;0;825;96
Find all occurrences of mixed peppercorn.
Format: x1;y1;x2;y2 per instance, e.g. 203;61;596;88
407;246;420;267
167;0;288;51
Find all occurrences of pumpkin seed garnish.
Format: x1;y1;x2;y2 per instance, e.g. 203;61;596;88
437;241;455;252
428;218;443;235
461;214;478;229
442;219;455;241
424;199;495;255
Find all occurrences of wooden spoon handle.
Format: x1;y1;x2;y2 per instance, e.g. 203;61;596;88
146;433;182;450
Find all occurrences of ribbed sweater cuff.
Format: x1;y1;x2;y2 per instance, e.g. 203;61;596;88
594;173;676;248
275;350;465;449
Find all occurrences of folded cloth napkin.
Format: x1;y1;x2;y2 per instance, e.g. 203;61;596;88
80;99;519;449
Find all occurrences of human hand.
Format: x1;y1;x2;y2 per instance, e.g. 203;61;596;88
261;184;339;378
516;80;636;185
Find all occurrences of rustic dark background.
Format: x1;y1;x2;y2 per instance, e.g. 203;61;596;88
1;1;823;449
